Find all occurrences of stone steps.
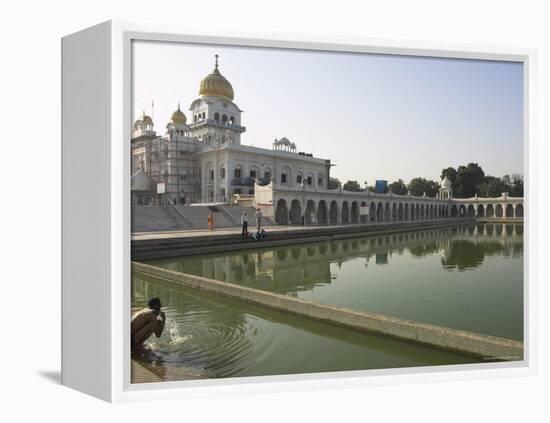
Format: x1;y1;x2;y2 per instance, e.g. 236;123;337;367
131;206;190;232
131;205;274;232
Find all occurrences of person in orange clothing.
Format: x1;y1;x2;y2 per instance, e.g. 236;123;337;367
207;211;214;230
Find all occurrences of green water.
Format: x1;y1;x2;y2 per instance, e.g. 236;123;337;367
150;223;524;341
132;273;478;380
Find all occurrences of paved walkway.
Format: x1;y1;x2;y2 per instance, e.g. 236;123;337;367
131;359;205;384
132;223;352;241
131;219;472;241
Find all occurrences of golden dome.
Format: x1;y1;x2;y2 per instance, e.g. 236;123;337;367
171;103;187;124
199;55;234;101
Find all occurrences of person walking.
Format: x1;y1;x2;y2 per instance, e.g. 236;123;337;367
241;211;248;237
255;208;263;232
208;211;214;230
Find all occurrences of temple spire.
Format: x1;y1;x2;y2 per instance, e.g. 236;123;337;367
214;54;219;69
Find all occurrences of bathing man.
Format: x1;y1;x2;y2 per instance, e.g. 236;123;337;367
131;297;165;353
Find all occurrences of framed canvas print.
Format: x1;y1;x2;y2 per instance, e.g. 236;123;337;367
61;21;537;402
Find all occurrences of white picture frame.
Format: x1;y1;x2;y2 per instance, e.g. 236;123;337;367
61;20;537;403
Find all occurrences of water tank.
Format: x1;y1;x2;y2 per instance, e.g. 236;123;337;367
375;180;388;194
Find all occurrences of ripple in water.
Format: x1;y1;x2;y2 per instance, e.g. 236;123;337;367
133;283;273;378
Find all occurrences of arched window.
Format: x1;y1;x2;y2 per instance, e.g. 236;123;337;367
229;116;235;124
214;112;220;121
205;162;213;182
296;173;303;184
280;166;292;185
234;165;243;178
222;114;228;123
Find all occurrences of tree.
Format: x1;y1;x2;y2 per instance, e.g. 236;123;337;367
408;178;440;197
389;179;408;195
328;177;342;189
508;174;524;197
454;163;485;198
500;174;523;197
343;180;362;192
441;167;458;185
476;176;508;198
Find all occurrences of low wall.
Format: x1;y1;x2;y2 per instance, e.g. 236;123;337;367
132;261;523;361
477;218;524;223
132;219;475;260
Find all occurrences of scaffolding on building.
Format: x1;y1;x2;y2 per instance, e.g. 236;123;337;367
135;134;201;206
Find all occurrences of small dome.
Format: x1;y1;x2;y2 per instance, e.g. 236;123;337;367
199;55;234;101
441;176;452;189
171;103;187;124
134;111;154;129
142;114;153;125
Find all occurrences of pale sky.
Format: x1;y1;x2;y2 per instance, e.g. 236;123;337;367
132;40;523;184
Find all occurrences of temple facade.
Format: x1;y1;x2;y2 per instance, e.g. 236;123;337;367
131;55;523;226
131;55;330;206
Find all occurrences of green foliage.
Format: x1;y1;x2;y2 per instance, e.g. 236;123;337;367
477;176;508;198
440;164;523;198
441;167;458;184
343;180;363;192
332;164;523;199
508;174;524;197
389;179;408;195
408;178;440;197
454;163;485;198
328;177;342;189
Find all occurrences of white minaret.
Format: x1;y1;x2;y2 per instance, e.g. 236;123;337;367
188;54;246;145
439;176;453;199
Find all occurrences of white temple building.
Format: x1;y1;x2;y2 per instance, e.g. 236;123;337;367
131;55;331;206
131;55;523;228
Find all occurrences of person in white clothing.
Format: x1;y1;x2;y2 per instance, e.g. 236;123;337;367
255;208;263;231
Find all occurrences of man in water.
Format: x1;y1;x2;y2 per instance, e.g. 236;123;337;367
255;208;263;231
131;297;165;353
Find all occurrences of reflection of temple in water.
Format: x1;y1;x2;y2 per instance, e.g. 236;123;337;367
439;224;523;271
157;223;523;292
164;246;334;296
